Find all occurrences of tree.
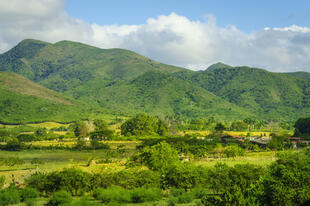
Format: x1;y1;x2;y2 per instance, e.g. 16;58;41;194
73;121;88;138
131;141;179;171
121;113;167;136
250;149;310;205
35;127;47;137
224;145;245;158
230;121;247;131
93;119;108;131
294;117;310;137
215;123;226;133
267;135;288;150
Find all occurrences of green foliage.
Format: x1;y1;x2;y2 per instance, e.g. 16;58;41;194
215;123;226;132
35;127;48;137
48;190;72;206
0;157;24;166
73;121;88;138
93;186;162;204
224;145;245;158
230;121;248;131
250;150;310;206
26;168;91;196
267;135;289;150
0;176;4;189
5;138;25;151
93;119;108;131
130;187;162;203
121;113;167;136
0;184;21;206
93;186;131;204
17;133;37;142
294;117;310;138
20;187;39;201
131;141;179;171
164;163;203;189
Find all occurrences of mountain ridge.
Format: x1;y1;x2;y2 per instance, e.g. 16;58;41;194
0;39;310;122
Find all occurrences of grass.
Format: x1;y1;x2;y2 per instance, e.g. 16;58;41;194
182;130;273;138
195;151;278;167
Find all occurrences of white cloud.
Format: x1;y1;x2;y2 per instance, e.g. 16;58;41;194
1;0;310;72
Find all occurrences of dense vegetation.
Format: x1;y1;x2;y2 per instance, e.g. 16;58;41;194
0;115;307;205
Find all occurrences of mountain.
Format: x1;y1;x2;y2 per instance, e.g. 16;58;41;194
285;71;310;81
174;64;310;121
1;39;310;122
0;72;92;123
76;71;252;119
0;39;185;92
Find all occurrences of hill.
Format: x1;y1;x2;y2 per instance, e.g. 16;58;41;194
1;39;310;122
0;39;186;92
0;72;92;123
174;64;310;121
72;71;252;119
285;71;310;81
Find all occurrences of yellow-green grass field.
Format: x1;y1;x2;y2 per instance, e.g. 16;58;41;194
183;130;273;138
196;151;278;167
0;148;278;187
0;149;128;187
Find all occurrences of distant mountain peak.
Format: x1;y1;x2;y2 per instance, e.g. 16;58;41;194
206;62;232;71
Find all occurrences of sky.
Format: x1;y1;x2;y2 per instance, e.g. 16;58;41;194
1;0;310;72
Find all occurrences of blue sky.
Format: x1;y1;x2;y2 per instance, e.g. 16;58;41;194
66;0;310;33
1;0;310;72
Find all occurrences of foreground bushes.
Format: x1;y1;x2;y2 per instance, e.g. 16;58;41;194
93;186;162;204
23;147;310;205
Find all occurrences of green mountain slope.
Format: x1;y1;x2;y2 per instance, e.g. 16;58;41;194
0;72;91;123
1;39;310;122
69;71;252;119
174;64;310;120
0;39;186;92
285;71;310;81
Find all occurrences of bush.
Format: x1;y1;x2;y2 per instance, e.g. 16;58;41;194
130;141;179;171
5;138;25;151
0;184;21;206
26;168;91;196
93;187;131;203
130;187;162;203
48;190;72;206
0;176;5;189
20;187;39;201
164;163;202;189
177;192;195;204
17;134;37;142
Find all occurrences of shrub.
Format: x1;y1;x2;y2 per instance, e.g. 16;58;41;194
169;187;185;197
93;187;131;203
164;163;202;189
26;168;91;196
20;187;39;201
17;134;37;142
130;187;162;203
5;138;25;151
0;184;21;206
130;141;179;171
0;176;5;189
25;198;37;206
177;192;195;204
48;190;72;206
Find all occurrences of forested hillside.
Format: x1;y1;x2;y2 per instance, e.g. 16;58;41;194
1;39;310;122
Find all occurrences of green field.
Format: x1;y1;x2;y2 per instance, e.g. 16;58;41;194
0;146;277;187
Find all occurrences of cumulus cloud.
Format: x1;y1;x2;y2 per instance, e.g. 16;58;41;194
0;0;310;72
